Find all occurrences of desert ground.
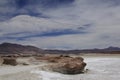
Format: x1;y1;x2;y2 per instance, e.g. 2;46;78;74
0;54;120;80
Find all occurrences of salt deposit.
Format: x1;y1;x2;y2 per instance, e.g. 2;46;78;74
31;56;120;80
0;55;120;80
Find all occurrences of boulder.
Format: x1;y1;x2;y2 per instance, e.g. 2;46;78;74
42;56;87;74
3;58;18;66
58;56;84;63
35;56;61;63
36;55;84;63
48;62;86;74
0;57;4;65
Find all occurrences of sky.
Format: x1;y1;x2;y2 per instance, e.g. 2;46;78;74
0;0;120;50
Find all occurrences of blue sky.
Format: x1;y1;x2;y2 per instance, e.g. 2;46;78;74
0;0;120;49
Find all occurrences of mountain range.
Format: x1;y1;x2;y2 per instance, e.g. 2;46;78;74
0;42;120;55
0;42;45;55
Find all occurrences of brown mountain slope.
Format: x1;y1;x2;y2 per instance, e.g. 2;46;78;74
0;42;120;55
0;42;45;55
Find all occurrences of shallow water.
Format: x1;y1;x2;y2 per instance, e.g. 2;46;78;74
31;56;120;80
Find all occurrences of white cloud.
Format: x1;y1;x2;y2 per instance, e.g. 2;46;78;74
0;0;120;49
0;15;80;35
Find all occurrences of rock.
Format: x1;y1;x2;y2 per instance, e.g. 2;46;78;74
58;56;84;63
42;56;87;74
0;57;4;65
3;58;18;66
48;62;86;74
35;56;61;63
22;62;29;65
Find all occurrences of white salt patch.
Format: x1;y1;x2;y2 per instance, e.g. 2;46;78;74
0;65;38;76
31;57;120;80
31;70;71;80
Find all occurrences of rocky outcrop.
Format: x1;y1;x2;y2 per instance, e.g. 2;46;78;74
3;58;18;66
0;57;4;65
46;62;86;74
42;56;87;74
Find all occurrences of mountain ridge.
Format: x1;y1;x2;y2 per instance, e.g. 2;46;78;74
0;42;45;55
0;42;120;55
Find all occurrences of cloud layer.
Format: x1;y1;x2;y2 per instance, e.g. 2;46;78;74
0;0;120;49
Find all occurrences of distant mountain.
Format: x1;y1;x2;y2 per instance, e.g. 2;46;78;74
78;46;120;53
103;46;120;51
45;47;120;54
0;42;45;55
0;42;120;55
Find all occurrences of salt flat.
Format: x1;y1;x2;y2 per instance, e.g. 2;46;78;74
32;55;120;80
0;54;120;80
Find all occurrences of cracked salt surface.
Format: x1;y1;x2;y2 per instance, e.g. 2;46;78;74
31;56;120;80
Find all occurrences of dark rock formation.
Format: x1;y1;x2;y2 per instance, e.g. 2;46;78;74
0;57;4;65
3;58;18;66
48;62;86;74
42;56;87;74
